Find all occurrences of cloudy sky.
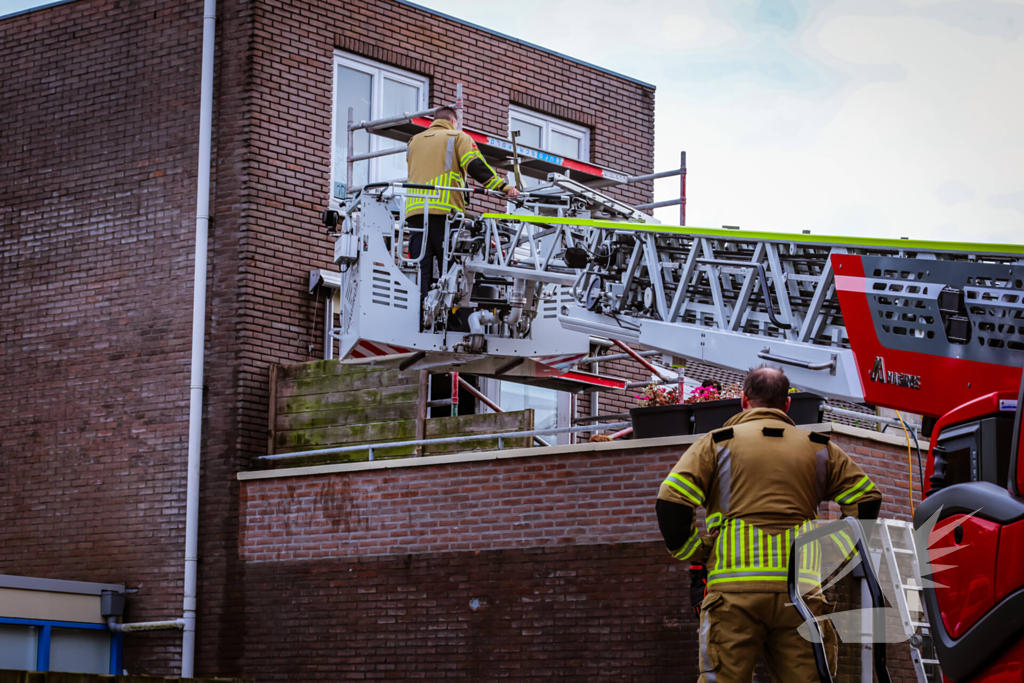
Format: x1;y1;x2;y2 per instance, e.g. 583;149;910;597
4;0;1022;244
412;0;1024;244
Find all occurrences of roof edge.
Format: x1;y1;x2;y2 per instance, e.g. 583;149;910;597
236;421;909;482
0;0;83;22
392;0;656;90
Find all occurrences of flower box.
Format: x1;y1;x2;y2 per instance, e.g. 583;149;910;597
689;392;825;434
629;403;694;439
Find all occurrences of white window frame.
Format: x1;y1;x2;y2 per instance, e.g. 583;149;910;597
479;379;573;445
330;52;429;206
508;105;590;161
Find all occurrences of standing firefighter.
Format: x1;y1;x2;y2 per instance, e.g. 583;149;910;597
406;106;519;305
656;367;882;682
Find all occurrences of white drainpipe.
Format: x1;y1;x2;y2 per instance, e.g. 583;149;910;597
181;0;217;676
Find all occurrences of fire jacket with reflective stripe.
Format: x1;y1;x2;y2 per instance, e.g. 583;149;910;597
406;118;511;215
656;407;882;593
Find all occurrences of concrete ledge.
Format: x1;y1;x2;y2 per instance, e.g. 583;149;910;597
0;573;124;595
238;421;915;482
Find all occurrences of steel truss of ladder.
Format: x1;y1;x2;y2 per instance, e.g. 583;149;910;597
481;214;1024;403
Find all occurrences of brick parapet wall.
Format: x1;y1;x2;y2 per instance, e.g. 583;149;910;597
237;426;922;681
239;425;921;563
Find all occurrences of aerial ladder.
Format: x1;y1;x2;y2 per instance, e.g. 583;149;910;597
319;93;1024;683
487;210;1023;683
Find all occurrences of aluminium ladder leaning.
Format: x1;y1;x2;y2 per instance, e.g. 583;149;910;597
875;518;940;683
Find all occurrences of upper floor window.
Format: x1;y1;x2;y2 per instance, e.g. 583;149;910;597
331;53;429;202
508;106;590;162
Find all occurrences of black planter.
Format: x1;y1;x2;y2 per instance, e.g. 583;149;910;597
689;392;826;434
629;404;694;439
691;398;742;435
787;392;825;426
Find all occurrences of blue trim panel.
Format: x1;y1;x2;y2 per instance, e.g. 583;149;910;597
111;632;123;675
0;616;110;630
37;625;51;672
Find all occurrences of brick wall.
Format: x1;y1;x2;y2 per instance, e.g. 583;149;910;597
237;426;923;681
240;543;691;681
239;430;920;563
0;0;655;677
0;0;236;674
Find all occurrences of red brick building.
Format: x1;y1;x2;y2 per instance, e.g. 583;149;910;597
0;0;919;680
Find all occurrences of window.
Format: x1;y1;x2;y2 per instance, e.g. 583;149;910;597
509;106;590;162
0;623;38;670
480;380;572;445
331;53;429;202
0;618;119;674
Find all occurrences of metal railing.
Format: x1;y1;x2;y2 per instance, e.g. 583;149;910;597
345;85;463;198
257;421;632;463
342;83;685;223
628;151;687;224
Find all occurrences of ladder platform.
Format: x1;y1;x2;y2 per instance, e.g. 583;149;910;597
373;117;631;186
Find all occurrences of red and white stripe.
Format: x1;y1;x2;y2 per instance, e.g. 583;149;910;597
553;370;627;390
347;339;411;359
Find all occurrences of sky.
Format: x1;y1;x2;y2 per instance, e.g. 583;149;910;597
3;0;1022;244
411;0;1024;244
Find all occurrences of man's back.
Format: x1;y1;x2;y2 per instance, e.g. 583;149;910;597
406;118;467;215
655;367;882;682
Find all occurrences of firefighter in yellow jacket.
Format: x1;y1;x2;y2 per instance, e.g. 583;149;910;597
406;106;519;305
656;367;882;682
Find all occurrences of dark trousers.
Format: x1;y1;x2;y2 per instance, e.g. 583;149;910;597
407;213;448;303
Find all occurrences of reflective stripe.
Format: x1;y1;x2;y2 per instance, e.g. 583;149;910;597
710;569;788;580
833;530;858;558
814;448;828;503
407;171;465;213
673;529;702;561
732;518;740;568
700;610;716;682
836;476;875;504
716;447;732;513
445;136;455;172
664;473;704;505
709;518;823;587
706;512;723;533
708;569;821;585
458;145;505;187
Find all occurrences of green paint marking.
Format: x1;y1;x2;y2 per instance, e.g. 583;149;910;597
482;214;1024;256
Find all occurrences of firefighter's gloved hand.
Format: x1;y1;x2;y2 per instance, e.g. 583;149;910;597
505;185;521;198
689;564;708;617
